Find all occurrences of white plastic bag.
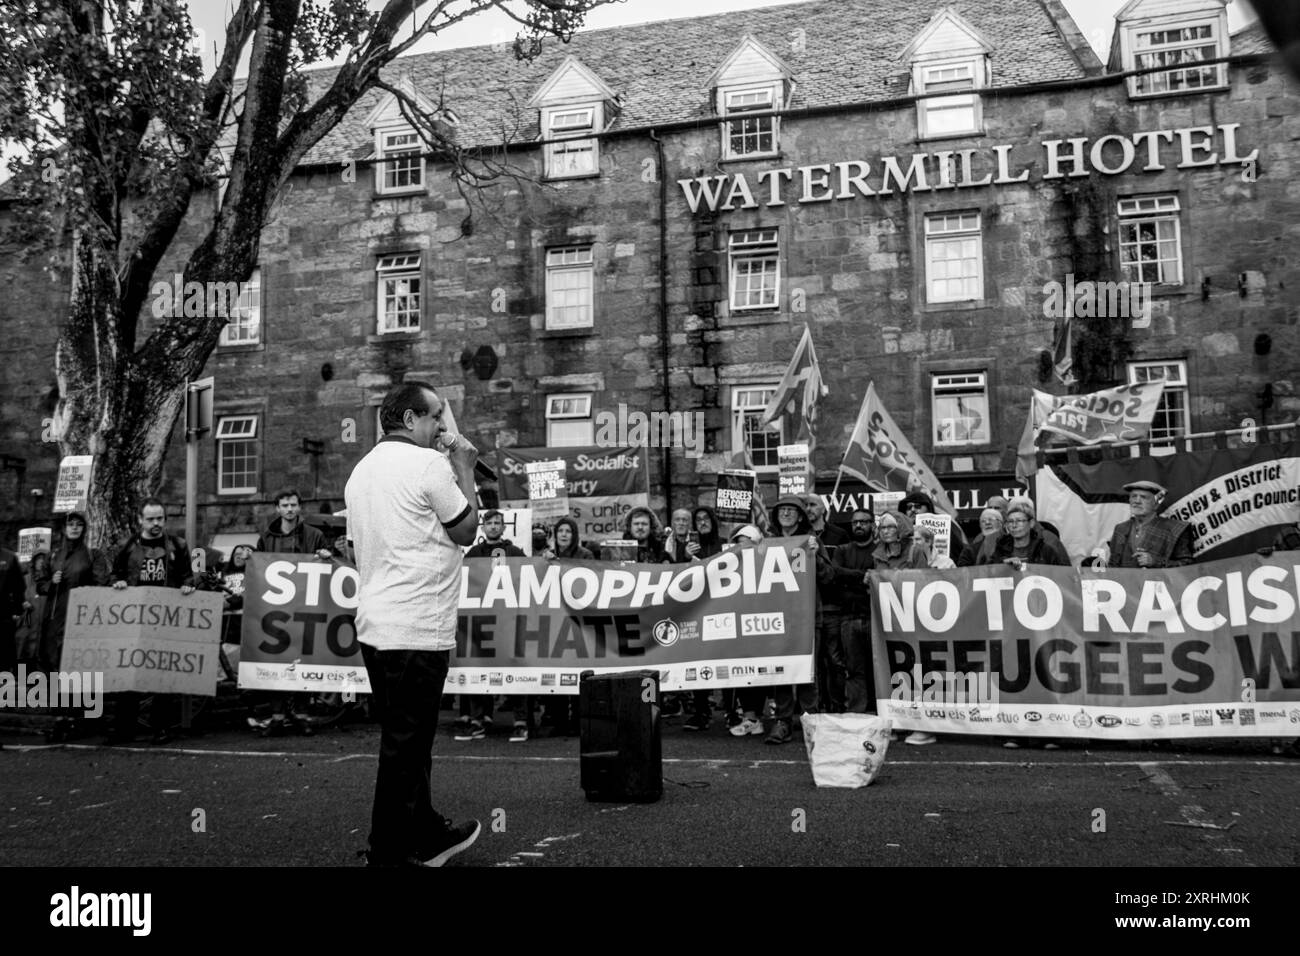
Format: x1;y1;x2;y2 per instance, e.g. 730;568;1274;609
800;713;892;788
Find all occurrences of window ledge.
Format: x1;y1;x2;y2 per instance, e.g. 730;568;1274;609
216;341;265;355
916;129;986;145
721;310;787;328
539;326;596;339
373;186;428;199
544;172;602;182
368;330;425;345
1127;86;1229;101
720;153;784;165
934;443;998;457
921;300;993;314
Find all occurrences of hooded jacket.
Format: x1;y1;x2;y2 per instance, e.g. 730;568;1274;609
551;517;594;560
255;516;328;555
871;511;929;570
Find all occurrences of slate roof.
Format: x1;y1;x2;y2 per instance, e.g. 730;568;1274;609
296;0;1105;166
1229;20;1272;56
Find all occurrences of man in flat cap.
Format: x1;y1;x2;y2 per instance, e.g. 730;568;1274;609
1091;480;1194;570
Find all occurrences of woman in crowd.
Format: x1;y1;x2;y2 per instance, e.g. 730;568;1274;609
870;510;934;744
683;506;727;731
15;551;50;668
992;497;1070;569
722;524;771;737
958;508;1005;567
544;517;594;561
41;513;110;742
914;525;956;569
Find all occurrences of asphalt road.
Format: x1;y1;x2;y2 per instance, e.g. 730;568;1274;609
2;714;1297;868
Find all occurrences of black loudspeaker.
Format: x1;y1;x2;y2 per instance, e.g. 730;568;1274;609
579;670;662;803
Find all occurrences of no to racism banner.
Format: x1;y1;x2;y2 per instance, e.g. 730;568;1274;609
499;445;648;543
1036;382;1166;445
1038;436;1300;563
238;545;816;694
870;557;1300;739
61;586;225;695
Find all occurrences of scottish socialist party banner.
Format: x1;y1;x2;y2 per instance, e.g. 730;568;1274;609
871;557;1300;740
498;445;648;543
1036;382;1165;445
239;543;815;693
1038;435;1300;563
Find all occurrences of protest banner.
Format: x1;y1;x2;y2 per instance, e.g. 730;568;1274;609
451;538;816;692
238;554;370;693
1036;382;1166;446
872;491;906;517
53;456;94;513
870;556;1300;739
18;528;52;564
715;470;757;524
915;513;953;559
525;459;569;520
61;586;224;695
499;445;648;543
778;443;810;497
238;544;816;694
1037;435;1300;563
840;383;957;516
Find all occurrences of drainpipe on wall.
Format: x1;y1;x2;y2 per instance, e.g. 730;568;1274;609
650;129;674;510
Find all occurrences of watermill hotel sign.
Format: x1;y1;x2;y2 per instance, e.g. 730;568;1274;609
678;124;1258;213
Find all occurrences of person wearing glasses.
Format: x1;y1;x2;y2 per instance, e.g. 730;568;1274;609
992;498;1070;569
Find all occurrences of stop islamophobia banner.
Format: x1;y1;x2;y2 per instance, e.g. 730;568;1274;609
870;557;1300;739
239;543;816;694
1038;435;1300;563
498;445;648;543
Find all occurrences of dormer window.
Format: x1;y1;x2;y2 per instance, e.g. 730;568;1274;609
1127;22;1226;96
722;86;780;159
544;105;599;178
375;128;425;194
914;58;985;138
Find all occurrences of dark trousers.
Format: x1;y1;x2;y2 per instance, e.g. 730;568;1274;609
362;644;452;865
110;693;180;737
818;609;848;713
841;613;876;714
459;694;493;722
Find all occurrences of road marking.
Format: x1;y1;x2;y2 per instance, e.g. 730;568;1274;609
1138;761;1242;853
497;832;583;867
7;743;1297;770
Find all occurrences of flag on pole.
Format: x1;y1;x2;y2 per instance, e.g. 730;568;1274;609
838;382;957;516
759;324;829;455
1053;315;1075;386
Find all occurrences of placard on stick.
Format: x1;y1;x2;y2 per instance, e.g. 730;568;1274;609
53;456;94;513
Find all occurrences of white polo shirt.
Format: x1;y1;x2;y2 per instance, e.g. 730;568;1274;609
344;435;472;651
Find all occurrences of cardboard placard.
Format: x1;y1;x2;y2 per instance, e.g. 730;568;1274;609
53;456;94;514
525;459;569;519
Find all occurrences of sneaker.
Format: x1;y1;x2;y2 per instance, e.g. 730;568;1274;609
905;732;937;746
451;717;472;734
454;721;486;741
150;729;175;746
509;722;529;743
1002;739;1020;749
661;697;683;718
765;720;793;745
420;819;482;867
684;713;711;732
730;717;763;737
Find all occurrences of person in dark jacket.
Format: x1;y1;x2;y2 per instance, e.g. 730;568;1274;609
108;498;196;745
39;514;110;741
0;545;24;677
543;517;594;561
255;489;332;558
805;494;850;547
15;551;49;668
605;506;664;563
995;498;1070;568
679;506;728;731
958;508;1005;567
1090;481;1192;570
464;510;525;559
830;509;877;714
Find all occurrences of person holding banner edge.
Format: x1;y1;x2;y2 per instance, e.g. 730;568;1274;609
345;381;482;867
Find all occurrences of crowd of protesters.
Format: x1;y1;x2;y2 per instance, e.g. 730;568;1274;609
4;477;1298;756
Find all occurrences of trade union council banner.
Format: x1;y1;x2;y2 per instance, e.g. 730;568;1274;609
239;543;816;694
870;557;1300;740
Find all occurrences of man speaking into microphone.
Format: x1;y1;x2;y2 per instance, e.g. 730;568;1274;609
345;381;481;867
